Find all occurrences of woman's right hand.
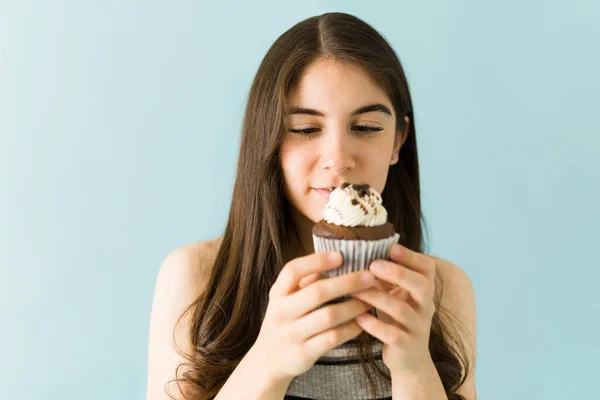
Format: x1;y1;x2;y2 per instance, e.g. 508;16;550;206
248;251;377;382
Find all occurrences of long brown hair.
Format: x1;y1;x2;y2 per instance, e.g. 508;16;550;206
168;12;470;400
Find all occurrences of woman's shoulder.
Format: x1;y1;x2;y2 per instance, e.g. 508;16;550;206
159;235;224;293
429;256;477;399
167;235;224;266
429;255;474;297
146;235;224;399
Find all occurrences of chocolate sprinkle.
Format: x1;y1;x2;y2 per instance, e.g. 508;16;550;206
352;183;370;192
341;182;351;189
357;202;368;214
351;199;359;205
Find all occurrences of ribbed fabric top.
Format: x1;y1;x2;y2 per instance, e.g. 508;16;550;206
283;309;392;400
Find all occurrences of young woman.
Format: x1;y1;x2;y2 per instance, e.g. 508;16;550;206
147;12;477;400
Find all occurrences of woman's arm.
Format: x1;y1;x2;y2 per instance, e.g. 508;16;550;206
214;348;293;400
146;240;292;400
146;242;216;400
389;257;477;400
434;257;477;400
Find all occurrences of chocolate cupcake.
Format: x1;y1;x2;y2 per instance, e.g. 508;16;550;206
312;182;400;278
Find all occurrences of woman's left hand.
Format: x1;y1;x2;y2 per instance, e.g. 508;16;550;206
351;243;437;373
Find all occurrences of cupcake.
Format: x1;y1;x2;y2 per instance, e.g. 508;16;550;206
312;182;400;280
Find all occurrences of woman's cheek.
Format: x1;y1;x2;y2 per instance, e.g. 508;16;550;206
281;141;310;170
280;145;306;191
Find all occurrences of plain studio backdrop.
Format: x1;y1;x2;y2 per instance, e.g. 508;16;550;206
1;1;598;399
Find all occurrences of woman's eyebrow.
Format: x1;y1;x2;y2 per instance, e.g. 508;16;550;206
288;103;392;117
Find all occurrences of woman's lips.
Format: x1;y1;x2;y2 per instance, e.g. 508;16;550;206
314;188;332;200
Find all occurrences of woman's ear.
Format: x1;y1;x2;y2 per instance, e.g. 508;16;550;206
391;115;410;165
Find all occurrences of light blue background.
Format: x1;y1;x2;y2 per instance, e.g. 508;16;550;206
1;1;598;399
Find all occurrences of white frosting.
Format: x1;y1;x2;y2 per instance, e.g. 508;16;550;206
323;184;388;227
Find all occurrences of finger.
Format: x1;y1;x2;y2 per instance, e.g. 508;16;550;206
355;311;411;345
288;271;376;318
369;260;433;307
372;278;393;292
303;319;364;359
271;251;342;297
389;286;419;309
351;289;420;333
298;272;323;289
389;244;436;280
292;298;372;340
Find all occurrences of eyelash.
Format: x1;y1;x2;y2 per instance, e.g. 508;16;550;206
288;125;383;139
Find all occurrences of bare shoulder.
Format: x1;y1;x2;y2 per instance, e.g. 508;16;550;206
430;255;476;338
146;235;224;400
158;236;224;295
430;255;478;399
431;256;475;305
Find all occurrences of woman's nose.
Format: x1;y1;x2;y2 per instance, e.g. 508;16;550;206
318;132;355;174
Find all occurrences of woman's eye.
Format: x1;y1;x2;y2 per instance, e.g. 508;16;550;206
288;125;383;138
352;125;383;134
289;127;321;135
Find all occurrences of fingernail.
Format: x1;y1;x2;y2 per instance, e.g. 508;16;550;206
390;244;403;258
370;262;384;273
360;272;375;285
328;252;341;263
356;313;368;322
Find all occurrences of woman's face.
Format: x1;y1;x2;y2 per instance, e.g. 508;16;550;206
280;59;408;223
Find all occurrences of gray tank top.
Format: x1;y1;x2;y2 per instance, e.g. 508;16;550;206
284;307;392;400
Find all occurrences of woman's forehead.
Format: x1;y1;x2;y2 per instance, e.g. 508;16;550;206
287;61;392;118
